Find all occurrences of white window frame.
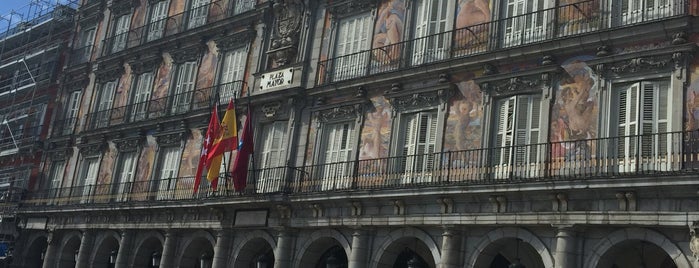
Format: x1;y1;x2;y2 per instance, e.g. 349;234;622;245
187;0;210;29
218;46;247;102
333;12;372;81
113;151;138;201
155;146;181;200
501;0;549;47
147;0;170;41
80;27;96;61
64;91;81;135
48;160;66;199
617;0;676;25
491;94;545;179
233;0;255;14
77;155;100;203
411;0;454;65
395;110;439;184
318;121;355;190
111;14;132;53
130;72;154;122
256;121;287;193
171;61;198;114
95;81;117;128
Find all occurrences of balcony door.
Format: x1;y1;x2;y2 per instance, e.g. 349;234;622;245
502;0;548;47
113;152;137;202
218;47;246;102
64;91;81;135
95;81;116;128
320;122;354;190
187;0;210;29
257;121;287;193
171;62;197;114
111;14;131;53
156;147;181;200
79;156;100;203
131;72;154;121
492;95;543;179
333;13;372;81
619;0;676;24
147;0;170;41
411;0;451;65
399;111;438;184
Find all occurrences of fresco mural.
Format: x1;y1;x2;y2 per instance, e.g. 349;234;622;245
178;128;202;178
549;56;598;174
686;34;699;130
454;0;490;55
98;143;117;186
358;93;391;160
371;0;405;72
444;74;483;152
131;0;146;30
316;12;332;84
151;55;172;100
113;65;133;108
132;135;156;200
193;42;218;108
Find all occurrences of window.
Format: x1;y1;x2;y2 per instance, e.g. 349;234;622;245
78;156;100;203
411;0;452;65
94;81;117;129
501;0;548;47
319;122;354;190
113;152;137;201
130;72;154;122
491;95;543;178
233;0;255;14
111;14;131;53
257;121;287;193
187;0;210;29
398;111;438;184
155;147;181;200
147;0;170;41
171;62;198;114
610;80;672;172
48;160;65;199
333;13;372;81
63;91;81;135
78;27;96;62
619;0;676;24
218;47;246;102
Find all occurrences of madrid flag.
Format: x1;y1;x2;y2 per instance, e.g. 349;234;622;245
194;106;220;194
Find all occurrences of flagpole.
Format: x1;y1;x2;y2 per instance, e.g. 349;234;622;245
247;85;255;194
211;84;222;194
223;84;239;192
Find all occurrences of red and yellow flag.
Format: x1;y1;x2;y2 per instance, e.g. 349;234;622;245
206;99;238;188
193;105;220;194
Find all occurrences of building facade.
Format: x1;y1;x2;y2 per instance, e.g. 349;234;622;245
11;0;699;267
0;1;77;264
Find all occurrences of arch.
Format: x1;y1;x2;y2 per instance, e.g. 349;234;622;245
176;230;216;268
293;229;351;268
467;227;554;268
230;230;277;268
21;231;48;268
129;230;165;268
371;227;441;268
56;231;82;268
89;230;121;267
584;227;691;268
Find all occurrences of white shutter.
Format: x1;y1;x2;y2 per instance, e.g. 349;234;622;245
412;0;450;65
494;98;515;166
156;147;180;199
112;14;131;53
65;91;81;134
258;121;287;193
172;62;197;113
49;161;66;190
334;13;372;81
322;123;353;173
219;47;246;102
96;81;116;128
621;0;674;24
401;111;437;180
188;0;210;29
118;152;138;183
132;73;153;121
81;28;96;60
617;83;639;164
503;0;547;47
147;0;169;41
80;157;100;200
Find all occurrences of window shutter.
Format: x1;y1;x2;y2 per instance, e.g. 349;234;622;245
99;82;116;112
134;73;154;103
261;121;287;169
148;1;169;40
188;0;210;28
112;14;131;52
220;47;246;101
67;91;81;120
494;98;514;165
84;157;99;186
402;114;419;172
49;161;66;189
334;13;372;80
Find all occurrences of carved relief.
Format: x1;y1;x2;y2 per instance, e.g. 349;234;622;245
316;104;362;122
155;132;186;146
327;0;375;17
95;63;125;83
268;0;305;65
78;142;105;157
109;0;137;16
389;90;449;112
480;76;543;96
169;45;205;64
114;137;143;152
129;57;162;74
215;29;256;52
261;102;282;118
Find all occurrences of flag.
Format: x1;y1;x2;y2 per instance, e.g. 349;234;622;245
206;99;238;190
194;105;220;194
231;109;253;192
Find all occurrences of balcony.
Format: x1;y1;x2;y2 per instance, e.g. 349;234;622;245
82;81;243;132
68;45;93;67
21;130;699;208
317;0;691;84
49;117;78;138
100;0;256;58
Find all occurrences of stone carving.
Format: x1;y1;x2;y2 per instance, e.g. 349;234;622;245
169;45;205;64
327;0;375;17
608;57;672;74
261;102;282;118
389;91;445;111
480;76;542;96
95;63;125;83
317;104;361;122
155;132;186;146
690;223;699;262
78;143;104;156
129;57;162;74
268;0;305;65
109;0;137;16
115;137;142;152
215;29;256;52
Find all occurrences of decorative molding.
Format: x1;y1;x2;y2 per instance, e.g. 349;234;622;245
109;0;138;16
327;0;375;17
474;65;562;98
147;0;168;5
268;0;305;65
690;222;699;262
62;75;90;90
128;56;162;74
154;131;187;147
587;43;696;80
315;103;363;122
168;45;206;64
388;90;449;112
77;142;105;157
261;102;282;119
95;63;125;83
114;136;143;152
214;29;256;52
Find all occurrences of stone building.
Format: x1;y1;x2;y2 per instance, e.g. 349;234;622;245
12;0;699;267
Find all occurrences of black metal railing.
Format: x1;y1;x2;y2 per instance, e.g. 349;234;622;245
50;117;78;137
82;81;243;131
68;45;92;66
318;0;689;84
21;130;699;207
101;0;228;57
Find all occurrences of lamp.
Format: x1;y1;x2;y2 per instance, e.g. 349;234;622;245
40;249;45;260
199;252;212;268
151;251;162;267
508;238;526;268
325;252;339;268
109;250;118;264
74;250;79;262
255;253;269;268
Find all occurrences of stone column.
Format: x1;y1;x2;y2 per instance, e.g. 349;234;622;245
159;230;178;268
348;229;370;268
274;229;294;268
115;230;134;268
41;231;58;268
75;230;94;268
554;226;577;268
212;230;232;268
439;228;461;268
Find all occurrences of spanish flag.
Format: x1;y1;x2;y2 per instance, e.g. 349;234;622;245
207;99;238;186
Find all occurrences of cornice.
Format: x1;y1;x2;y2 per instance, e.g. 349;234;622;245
95;62;125;83
214;28;257;52
586;43;697;79
109;0;138;16
128;56;162;74
474;64;562;98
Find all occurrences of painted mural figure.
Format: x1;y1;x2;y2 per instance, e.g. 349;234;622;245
454;0;491;53
372;0;405;68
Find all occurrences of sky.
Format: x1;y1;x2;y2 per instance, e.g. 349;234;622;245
0;0;72;31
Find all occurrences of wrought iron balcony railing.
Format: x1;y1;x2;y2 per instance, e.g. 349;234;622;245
21;130;699;208
68;45;93;67
100;0;246;57
49;117;78;138
82;81;243;132
318;0;690;84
